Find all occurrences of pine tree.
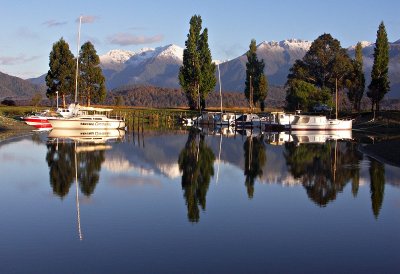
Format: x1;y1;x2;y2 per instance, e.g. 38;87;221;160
367;21;390;112
286;33;352;111
244;39;268;111
78;41;106;106
347;42;365;112
45;38;75;108
179;15;216;110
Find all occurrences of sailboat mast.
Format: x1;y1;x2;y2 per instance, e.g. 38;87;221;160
217;64;222;113
335;78;338;120
75;16;82;104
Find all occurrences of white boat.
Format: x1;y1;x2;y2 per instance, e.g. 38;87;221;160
289;115;352;131
47;18;125;130
22;105;77;128
288;78;352;131
48;106;125;129
213;112;240;126
234;113;265;127
263;111;298;131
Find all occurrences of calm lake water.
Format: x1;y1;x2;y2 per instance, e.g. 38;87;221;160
0;128;399;273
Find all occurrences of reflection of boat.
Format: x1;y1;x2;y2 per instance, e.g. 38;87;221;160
290;130;352;145
49;128;125;143
264;132;292;146
289;115;352;131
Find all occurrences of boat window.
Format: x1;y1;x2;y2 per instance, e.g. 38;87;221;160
299;117;310;123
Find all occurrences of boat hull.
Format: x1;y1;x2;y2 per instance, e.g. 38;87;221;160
289;116;352;131
48;118;125;129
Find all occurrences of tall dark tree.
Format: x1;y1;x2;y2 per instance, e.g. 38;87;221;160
286;34;352;111
179;15;216;110
198;28;216;110
244;39;268;111
78;41;106;106
347;42;365;112
45;38;75;108
367;21;390;112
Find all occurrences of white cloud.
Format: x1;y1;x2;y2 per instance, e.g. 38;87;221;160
0;54;40;65
42;20;67;27
107;33;164;46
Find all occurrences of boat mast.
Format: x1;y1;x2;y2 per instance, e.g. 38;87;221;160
75;16;82;104
217;64;222;113
335;78;338;120
249;75;253;114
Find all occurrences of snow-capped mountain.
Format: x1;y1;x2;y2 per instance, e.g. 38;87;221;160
218;39;312;91
101;44;184;89
27;38;400;98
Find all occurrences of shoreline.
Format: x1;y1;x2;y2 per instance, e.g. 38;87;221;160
0;115;35;142
1;114;400;167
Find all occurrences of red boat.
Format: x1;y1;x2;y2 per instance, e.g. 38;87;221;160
22;111;53;129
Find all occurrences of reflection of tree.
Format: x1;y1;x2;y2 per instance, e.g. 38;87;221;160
178;129;215;222
46;141;105;198
369;158;385;218
284;140;362;206
78;148;105;196
243;134;266;198
46;142;75;198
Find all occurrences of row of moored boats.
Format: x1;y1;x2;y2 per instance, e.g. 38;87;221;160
182;111;352;131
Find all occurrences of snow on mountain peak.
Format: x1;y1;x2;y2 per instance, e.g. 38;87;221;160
154;44;183;61
258;39;312;51
100;49;135;64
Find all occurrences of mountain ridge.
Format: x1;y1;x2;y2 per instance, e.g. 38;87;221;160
20;38;400;100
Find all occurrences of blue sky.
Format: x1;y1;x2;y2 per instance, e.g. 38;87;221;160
1;0;399;79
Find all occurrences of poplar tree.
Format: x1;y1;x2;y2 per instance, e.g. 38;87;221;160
198;28;216;110
244;39;268;111
367;21;390;112
179;15;216;110
78;41;106;106
347;42;365;112
46;38;75;108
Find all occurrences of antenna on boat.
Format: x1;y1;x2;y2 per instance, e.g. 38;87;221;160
75;15;82;104
335;78;338;120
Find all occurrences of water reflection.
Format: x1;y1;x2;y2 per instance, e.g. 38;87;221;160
40;127;396;222
369;157;385;218
283;138;363;207
243;134;266;198
178;128;215;222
